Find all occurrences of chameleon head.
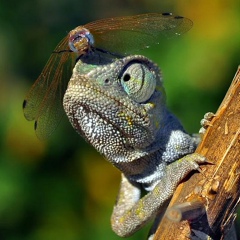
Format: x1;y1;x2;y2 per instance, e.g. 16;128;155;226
68;26;94;54
63;54;166;164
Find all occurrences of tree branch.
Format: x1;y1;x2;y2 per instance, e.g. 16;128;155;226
154;67;240;240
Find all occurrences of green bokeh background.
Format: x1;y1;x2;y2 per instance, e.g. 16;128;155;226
1;0;240;239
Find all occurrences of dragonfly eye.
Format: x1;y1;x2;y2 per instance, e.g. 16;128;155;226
72;34;83;43
69;34;84;52
69;28;95;53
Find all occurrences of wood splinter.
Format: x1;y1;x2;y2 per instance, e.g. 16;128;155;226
166;200;206;222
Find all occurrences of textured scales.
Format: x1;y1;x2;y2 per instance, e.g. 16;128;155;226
63;52;205;238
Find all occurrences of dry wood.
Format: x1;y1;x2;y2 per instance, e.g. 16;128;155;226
154;67;240;240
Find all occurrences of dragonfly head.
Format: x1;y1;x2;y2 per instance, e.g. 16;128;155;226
68;27;94;54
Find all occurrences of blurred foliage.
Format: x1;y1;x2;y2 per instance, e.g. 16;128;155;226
0;0;240;239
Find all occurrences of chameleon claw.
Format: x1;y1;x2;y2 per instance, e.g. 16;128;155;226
199;112;216;135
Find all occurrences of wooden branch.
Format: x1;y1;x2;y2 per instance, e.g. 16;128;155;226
154;67;240;240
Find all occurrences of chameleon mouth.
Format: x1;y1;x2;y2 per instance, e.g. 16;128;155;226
79;103;133;139
71;102;139;161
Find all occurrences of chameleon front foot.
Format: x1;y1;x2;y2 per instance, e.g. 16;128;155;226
163;153;206;194
111;153;206;238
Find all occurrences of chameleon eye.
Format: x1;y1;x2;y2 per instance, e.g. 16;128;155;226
120;62;156;103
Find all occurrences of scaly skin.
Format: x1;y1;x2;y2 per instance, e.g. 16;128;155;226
63;52;205;238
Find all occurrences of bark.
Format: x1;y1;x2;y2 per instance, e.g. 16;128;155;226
154;67;240;240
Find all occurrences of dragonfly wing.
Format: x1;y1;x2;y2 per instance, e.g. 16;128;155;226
85;13;192;54
23;36;75;140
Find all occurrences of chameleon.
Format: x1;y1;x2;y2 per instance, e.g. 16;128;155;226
63;51;206;238
22;13;206;238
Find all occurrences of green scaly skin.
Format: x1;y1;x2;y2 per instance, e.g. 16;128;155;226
63;52;206;238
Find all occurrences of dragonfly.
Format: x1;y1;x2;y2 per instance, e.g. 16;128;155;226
23;12;193;140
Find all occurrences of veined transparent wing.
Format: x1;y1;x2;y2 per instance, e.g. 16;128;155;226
85;13;192;54
23;36;75;140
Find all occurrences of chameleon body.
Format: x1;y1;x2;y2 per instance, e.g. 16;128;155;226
63;52;205;238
